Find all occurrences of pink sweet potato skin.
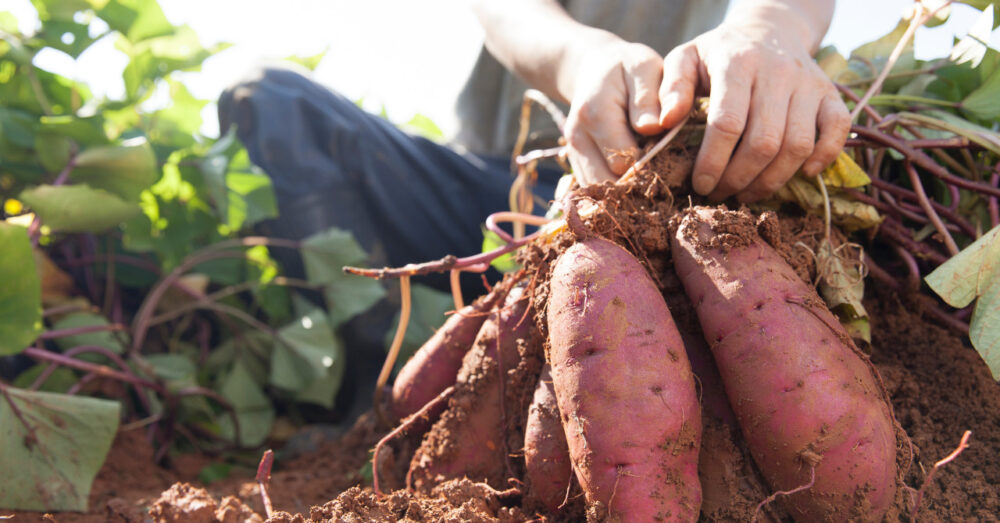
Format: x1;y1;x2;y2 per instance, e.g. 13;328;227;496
671;207;897;522
523;365;571;514
547;237;702;522
409;285;540;490
391;288;502;420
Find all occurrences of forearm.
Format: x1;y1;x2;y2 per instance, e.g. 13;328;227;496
723;0;835;54
470;0;620;104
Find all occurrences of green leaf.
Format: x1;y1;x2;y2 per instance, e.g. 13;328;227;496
50;312;125;354
270;310;342;386
400;114;444;142
37;115;109;146
120;28;227;100
144;80;206;147
383;283;454;363
34;133;72;173
969;276;1000;380
0;386;120;511
323;274;387;326
926;225;1000;308
11;364;77;393
961;66;1000;121
198;463;232;484
481;227;520;272
72;137;158;201
217;360;274;447
34;18;100;58
300;228;370;283
30;0;105;21
284;48;328;71
0;223;42;355
97;0;173;42
850;18;916;88
0;107;38;149
300;228;387;325
270;309;345;408
926;225;1000;379
19;184;141;232
223;171;278;230
144;353;196;381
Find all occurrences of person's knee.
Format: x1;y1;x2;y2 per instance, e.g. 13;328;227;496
218;63;314;136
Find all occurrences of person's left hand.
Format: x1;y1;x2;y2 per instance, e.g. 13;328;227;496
658;17;851;202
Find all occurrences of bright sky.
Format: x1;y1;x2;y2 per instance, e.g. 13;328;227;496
7;0;999;138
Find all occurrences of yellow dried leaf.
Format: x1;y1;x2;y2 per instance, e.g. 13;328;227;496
821;152;871;188
773;176;882;232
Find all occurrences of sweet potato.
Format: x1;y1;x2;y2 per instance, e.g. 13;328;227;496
409;285;541;490
523;364;572;514
547;236;702;522
671;207;897;521
391;287;503;420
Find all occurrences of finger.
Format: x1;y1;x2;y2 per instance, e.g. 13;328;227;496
573;93;640;176
738;91;820;202
692;59;752;195
566;122;617;186
802;93;850;176
709;73;791;201
659;44;699;128
625;50;664;135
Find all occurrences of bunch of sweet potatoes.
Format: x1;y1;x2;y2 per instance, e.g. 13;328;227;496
382;205;901;522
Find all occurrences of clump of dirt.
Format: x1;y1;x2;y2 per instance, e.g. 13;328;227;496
148;483;261;523
267;479;527;522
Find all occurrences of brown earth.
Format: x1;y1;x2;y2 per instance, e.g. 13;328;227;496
7;289;996;523
6;147;999;523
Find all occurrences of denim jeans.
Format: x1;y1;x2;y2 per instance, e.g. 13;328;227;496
218;65;559;421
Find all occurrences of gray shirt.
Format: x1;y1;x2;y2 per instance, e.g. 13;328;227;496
450;0;730;157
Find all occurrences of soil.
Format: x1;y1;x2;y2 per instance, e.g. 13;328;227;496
6;144;999;522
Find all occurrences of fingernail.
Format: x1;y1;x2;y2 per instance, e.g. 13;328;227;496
661;93;679;123
636;112;658;129
692;173;714;195
802;162;820;176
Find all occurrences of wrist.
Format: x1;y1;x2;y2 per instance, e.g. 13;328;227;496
723;0;832;54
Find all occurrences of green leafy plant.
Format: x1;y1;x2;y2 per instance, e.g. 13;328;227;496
0;0;444;512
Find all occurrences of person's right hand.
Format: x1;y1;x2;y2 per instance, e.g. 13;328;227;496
562;39;669;186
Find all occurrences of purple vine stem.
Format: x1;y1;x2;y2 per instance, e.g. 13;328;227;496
23;346;160;391
867;179;977;238
894;245;922;293
904;160;960;255
864;255;969;334
852;126;1000;199
0;381;39;445
130;237;301;355
38;323;127;340
990;171;999;228
345;227;545;279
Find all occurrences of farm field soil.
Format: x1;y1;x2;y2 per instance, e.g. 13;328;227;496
6;291;999;522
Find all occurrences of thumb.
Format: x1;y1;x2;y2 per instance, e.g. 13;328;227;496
659;44;699;128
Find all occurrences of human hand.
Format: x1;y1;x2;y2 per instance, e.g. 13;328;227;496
659;19;850;202
562;39;668;186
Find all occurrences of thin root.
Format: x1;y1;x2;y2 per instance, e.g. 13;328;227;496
752;465;817;523
374;276;412;427
911;430;972;520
